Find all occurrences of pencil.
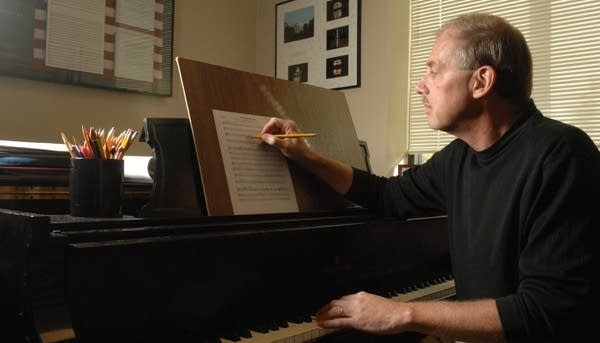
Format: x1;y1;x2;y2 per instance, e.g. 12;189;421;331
61;126;138;160
60;132;76;158
250;133;317;139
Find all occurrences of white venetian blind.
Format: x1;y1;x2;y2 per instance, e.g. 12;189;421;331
408;0;600;153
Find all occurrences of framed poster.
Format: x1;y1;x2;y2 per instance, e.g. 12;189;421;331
0;0;174;96
276;0;360;90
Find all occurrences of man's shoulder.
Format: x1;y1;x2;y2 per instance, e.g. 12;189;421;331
440;138;468;153
530;114;597;157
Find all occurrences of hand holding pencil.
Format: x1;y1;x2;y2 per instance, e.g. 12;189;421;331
60;125;138;159
258;117;313;161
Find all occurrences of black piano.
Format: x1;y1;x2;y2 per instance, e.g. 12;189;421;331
0;119;453;343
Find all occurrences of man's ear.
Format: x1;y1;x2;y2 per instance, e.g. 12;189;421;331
471;65;496;99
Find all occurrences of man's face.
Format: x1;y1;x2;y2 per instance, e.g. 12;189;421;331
416;30;477;134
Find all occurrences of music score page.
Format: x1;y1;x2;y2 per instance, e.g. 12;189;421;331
212;110;299;215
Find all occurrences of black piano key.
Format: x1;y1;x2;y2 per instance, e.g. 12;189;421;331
248;321;269;334
230;321;253;339
276;319;289;328
238;328;252;339
217;330;241;342
202;337;222;343
289;315;304;324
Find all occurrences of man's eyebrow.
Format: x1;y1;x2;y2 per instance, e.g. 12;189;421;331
426;61;437;68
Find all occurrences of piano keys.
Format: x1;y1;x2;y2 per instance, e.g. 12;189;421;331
220;278;455;343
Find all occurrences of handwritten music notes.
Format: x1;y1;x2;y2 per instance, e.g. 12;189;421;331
212;110;299;215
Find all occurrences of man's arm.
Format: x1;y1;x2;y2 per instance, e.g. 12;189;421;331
260;118;353;194
290;148;353;195
409;299;505;342
316;292;506;343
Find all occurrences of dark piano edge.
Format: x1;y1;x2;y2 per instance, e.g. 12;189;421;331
0;207;451;343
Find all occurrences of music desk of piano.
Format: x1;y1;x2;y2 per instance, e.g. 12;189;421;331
0;119;454;342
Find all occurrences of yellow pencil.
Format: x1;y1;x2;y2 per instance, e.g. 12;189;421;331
250;133;317;139
60;132;76;158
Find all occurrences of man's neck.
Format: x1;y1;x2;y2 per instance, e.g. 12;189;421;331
454;98;521;152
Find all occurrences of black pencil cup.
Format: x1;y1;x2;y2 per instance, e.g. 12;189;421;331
69;158;124;217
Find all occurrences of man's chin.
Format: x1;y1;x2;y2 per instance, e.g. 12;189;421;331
427;120;451;133
426;117;440;131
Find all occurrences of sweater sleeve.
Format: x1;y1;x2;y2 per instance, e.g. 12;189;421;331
345;151;448;218
495;133;600;342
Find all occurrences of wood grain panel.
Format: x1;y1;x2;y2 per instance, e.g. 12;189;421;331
176;57;367;216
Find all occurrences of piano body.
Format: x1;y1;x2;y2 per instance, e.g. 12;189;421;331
0;119;454;342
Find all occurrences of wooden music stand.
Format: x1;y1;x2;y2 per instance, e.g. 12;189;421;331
176;57;367;216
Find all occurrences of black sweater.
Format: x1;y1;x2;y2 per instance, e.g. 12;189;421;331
345;102;600;342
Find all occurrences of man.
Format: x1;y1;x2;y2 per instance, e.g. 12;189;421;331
260;13;599;342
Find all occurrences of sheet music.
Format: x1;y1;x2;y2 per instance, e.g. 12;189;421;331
212;110;299;215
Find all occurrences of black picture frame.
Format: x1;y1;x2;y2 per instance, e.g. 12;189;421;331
0;0;174;96
275;0;360;90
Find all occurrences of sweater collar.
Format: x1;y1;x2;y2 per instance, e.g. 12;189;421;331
472;99;540;162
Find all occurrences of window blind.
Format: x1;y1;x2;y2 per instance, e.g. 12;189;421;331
408;0;600;153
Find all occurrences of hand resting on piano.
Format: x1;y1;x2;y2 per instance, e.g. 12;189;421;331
219;277;456;343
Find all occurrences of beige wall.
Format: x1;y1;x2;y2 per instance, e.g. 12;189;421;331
0;0;410;175
256;0;410;175
0;0;258;156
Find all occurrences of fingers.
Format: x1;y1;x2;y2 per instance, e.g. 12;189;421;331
315;302;351;329
316;300;349;319
259;134;311;162
317;316;350;329
260;117;298;135
258;117;313;161
316;302;342;318
260;132;278;146
314;293;367;329
260;133;292;151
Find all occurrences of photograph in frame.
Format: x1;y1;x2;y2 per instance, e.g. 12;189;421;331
327;0;349;21
288;62;309;82
326;55;348;78
326;25;349;50
276;0;360;90
283;6;315;43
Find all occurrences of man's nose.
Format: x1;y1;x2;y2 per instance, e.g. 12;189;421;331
415;76;427;95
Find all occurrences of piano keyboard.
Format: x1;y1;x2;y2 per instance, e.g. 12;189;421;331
221;278;455;343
